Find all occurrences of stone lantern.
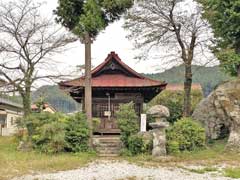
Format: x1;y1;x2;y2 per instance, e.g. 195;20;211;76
147;105;170;156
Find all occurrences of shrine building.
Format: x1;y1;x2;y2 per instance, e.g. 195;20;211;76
59;52;167;134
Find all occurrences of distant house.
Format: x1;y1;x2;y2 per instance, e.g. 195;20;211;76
0;97;23;136
31;103;57;114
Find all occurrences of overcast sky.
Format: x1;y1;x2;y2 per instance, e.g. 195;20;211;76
34;0;162;75
1;0;218;78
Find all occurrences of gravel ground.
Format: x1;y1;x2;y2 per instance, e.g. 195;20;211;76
13;161;238;180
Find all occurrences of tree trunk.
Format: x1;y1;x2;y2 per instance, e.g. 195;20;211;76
183;63;192;117
84;33;93;147
22;90;31;117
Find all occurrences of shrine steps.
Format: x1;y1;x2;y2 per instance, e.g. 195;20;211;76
93;135;123;157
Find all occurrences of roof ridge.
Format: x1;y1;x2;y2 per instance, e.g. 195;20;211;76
59;52;167;86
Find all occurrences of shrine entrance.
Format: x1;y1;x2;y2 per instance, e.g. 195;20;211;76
92;93;143;134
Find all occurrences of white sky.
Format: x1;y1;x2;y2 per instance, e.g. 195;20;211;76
36;0;161;75
1;0;218;79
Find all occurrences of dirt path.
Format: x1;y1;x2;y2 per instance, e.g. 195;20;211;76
13;160;237;180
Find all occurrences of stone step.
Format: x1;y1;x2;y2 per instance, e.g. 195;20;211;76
96;147;121;151
98;149;120;155
93;135;122;156
99;153;119;157
95;143;121;148
96;139;121;143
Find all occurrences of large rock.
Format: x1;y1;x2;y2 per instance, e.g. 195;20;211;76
192;79;240;151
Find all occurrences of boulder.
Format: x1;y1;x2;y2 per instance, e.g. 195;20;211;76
192;79;240;151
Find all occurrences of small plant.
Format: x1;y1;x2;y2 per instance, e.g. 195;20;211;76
128;134;152;155
92;118;101;131
167;141;180;154
116;102;139;148
166;117;206;153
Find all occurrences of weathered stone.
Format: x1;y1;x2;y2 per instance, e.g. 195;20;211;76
147;105;170;122
149;121;169;156
192;79;240;150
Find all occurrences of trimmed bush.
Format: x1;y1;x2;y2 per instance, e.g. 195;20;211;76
116;102;139;147
128;134;152;155
32;121;66;153
17;112;90;153
23;112;67;153
166;117;206;153
64;113;89;152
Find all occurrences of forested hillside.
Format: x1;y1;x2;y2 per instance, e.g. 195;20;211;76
3;65;231;113
144;65;231;96
31;85;81;113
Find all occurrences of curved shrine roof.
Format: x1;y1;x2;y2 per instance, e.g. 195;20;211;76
59;52;167;89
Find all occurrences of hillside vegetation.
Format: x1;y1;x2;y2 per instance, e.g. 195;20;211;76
144;65;231;96
31;85;81;113
2;65;231;113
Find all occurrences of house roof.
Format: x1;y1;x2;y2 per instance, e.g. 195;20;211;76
0;97;23;109
31;103;57;112
59;52;167;88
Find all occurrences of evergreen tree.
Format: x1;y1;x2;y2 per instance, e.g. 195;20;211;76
200;0;240;77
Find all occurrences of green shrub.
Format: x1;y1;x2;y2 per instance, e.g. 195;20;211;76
167;141;180;154
64;113;89;152
32;121;66;153
116;102;139;147
17;112;90;154
119;148;132;156
20;112;66;139
92;118;101;131
128;134;152;155
23;113;67;153
166;117;206;153
149;90;203;124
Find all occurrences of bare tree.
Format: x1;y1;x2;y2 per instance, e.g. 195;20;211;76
125;0;214;116
0;0;75;116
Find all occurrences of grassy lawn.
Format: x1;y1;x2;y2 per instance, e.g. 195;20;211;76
225;168;240;179
0;137;97;180
2;137;240;179
122;140;240;166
